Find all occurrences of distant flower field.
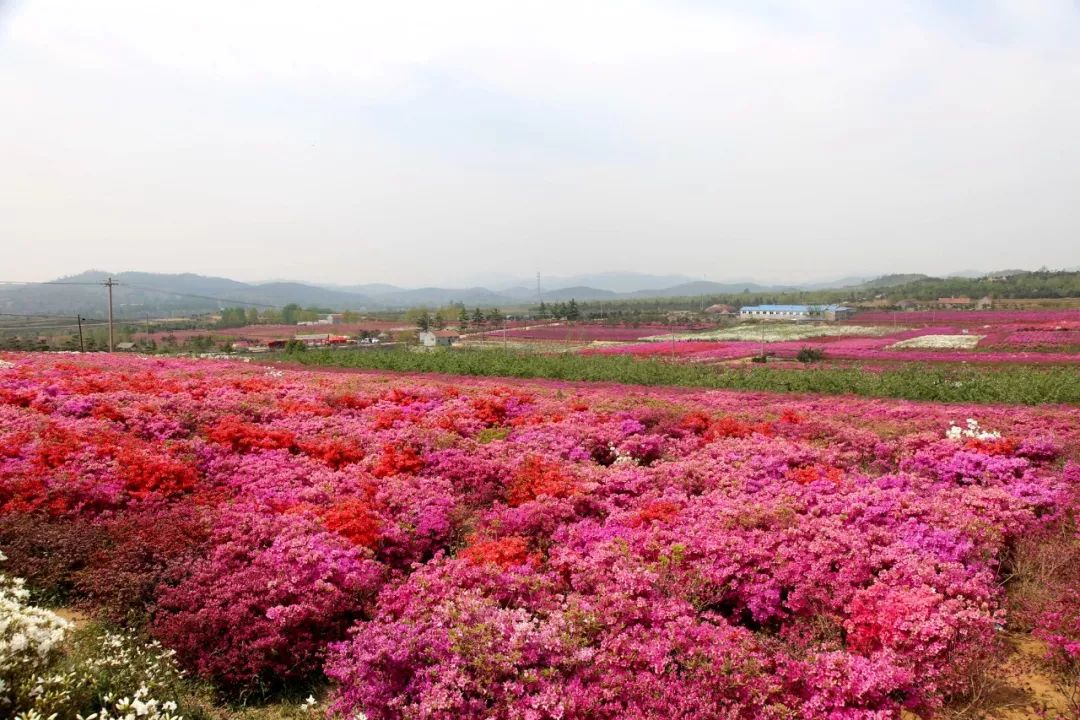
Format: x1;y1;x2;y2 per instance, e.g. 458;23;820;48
640;323;902;343
583;310;1080;364
1;353;1079;718
469;322;708;342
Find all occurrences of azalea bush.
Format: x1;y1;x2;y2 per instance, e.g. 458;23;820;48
1;353;1079;716
1;551;185;719
152;508;383;692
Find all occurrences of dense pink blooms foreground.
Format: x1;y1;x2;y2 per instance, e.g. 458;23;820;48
2;354;1079;718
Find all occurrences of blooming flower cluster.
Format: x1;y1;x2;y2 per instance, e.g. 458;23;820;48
945;418;1002;442
888;334;984;350
1;552;72;711
1;353;1078;717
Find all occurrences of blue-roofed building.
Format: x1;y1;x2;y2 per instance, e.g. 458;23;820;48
739;304;852;321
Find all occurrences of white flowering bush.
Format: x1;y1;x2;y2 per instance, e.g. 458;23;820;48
946;418;1002;442
192;353;251;362
0;359;15;369
1;551;73;711
889;334;984;350
2;553;185;719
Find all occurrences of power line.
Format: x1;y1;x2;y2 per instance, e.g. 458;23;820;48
0;321;113;332
118;283;280;308
0;280;108;286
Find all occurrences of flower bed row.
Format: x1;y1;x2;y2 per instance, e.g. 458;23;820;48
1;353;1078;719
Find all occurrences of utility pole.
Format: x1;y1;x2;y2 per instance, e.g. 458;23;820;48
104;277;117;352
145;313;151;345
76;315;84;353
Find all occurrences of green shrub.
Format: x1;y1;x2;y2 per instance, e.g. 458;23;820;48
796;347;825;363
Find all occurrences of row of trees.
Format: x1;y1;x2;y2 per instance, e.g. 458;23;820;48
216;305;368;328
536;299;580;320
413;304;509;332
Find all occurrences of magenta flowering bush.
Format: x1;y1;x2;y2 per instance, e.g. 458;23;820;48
1;352;1079;713
152;507;383;690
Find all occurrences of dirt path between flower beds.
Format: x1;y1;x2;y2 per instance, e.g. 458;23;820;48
931;636;1073;719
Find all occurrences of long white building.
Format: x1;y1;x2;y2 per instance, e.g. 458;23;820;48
738;304;852;321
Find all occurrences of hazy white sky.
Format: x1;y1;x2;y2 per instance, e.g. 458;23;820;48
2;0;1078;287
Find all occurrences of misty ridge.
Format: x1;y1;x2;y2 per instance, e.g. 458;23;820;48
2;267;1077;318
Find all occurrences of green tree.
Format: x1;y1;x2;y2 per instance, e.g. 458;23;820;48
416;311;432;332
282;304;301;325
458;305;469;328
218;307;247;328
567;299;580;320
472;307;485;326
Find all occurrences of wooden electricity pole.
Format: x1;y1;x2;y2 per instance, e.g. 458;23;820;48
76;315;84;353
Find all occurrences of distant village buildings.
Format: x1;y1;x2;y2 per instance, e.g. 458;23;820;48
297;313;343;326
739;304;852;322
419;330;460;347
293;333;351;347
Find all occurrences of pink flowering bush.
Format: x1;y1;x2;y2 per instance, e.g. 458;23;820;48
0;353;1079;713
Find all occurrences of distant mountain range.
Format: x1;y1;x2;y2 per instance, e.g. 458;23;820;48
0;268;1041;318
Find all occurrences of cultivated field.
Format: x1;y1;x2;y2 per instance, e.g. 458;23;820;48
584;310;1080;365
2;353;1079;719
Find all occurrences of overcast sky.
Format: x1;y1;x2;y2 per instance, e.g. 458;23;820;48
2;1;1078;287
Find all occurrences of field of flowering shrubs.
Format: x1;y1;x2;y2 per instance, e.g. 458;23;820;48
2;353;1080;719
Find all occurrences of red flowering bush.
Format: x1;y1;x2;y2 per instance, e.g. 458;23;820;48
206;415;295;453
67;505;212;623
506;456;578;506
324;498;381;549
459;535;537;568
370;442;425;478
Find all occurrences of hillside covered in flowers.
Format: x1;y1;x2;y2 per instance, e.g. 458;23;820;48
1;353;1078;719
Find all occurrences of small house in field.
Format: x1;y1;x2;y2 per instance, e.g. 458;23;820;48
975;296;993;310
419;330;460;347
704;304;736;315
